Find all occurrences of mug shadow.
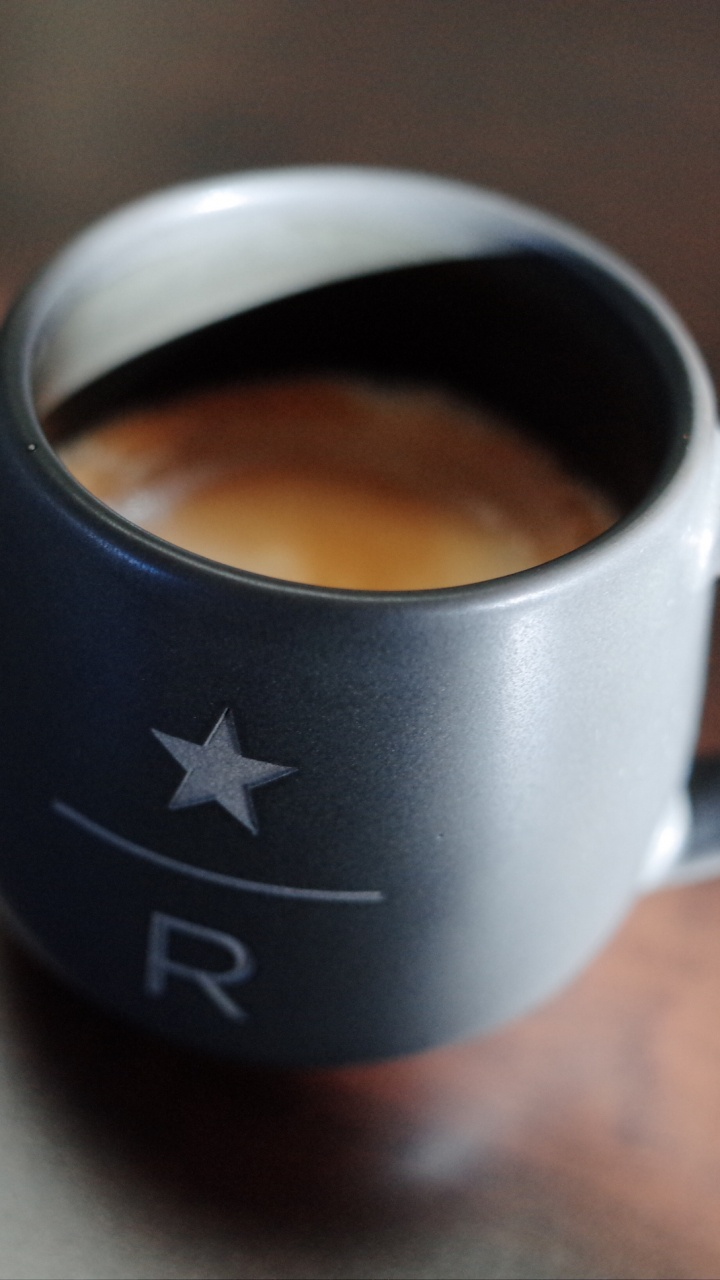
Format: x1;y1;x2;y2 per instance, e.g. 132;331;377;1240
0;934;492;1241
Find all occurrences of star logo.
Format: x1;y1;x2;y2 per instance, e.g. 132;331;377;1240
152;709;296;835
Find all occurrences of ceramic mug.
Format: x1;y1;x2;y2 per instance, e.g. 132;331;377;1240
0;167;719;1065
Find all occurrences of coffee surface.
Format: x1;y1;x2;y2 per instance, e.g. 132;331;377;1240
57;378;617;590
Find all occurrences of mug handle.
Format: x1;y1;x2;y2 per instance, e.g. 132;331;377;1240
641;758;720;890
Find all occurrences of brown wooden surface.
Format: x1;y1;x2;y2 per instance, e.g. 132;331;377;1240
1;4;720;1277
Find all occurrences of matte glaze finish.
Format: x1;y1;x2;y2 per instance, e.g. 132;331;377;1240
0;169;718;1064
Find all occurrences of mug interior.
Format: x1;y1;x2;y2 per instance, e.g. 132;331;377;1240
29;173;693;530
46;253;691;519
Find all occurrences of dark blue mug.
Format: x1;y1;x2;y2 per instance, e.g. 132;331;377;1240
0;167;719;1065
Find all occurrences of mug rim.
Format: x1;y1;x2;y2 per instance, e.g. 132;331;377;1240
1;164;717;610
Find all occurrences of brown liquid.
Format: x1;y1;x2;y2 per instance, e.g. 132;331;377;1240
57;378;618;591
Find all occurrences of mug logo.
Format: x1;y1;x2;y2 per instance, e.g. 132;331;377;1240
51;705;383;904
152;708;295;835
52;703;383;1024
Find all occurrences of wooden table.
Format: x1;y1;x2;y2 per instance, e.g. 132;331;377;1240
1;4;720;1276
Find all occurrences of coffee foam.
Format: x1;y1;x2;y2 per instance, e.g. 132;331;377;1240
58;378;618;590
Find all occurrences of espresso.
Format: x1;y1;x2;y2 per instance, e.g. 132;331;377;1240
57;378;617;591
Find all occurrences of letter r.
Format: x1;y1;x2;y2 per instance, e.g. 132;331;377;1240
145;911;255;1020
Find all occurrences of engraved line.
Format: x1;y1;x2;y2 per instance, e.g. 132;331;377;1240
52;801;384;903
